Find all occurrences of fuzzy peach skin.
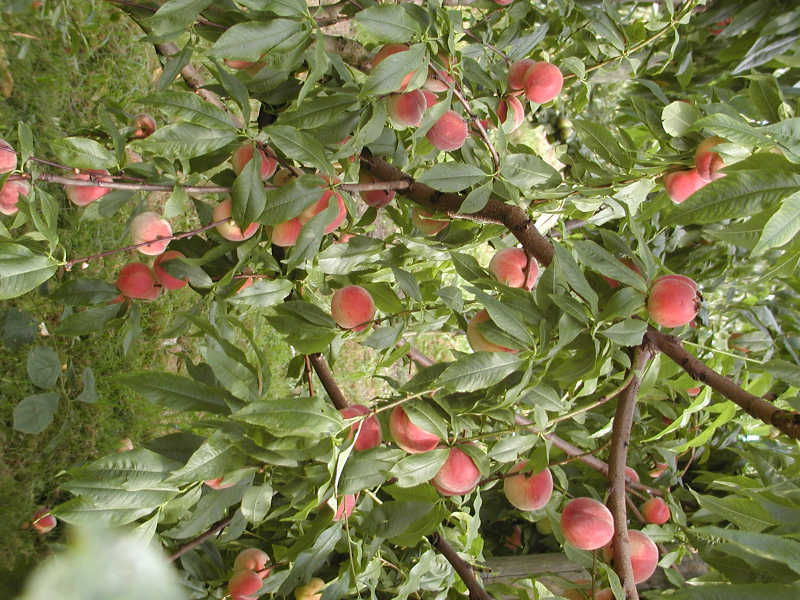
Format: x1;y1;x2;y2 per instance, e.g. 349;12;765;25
387;90;427;127
32;507;57;534
130;211;172;256
497;96;525;132
389;406;440;453
523;61;563;104
426;110;468;151
503;461;553;511
647;274;699;327
294;578;325;600
694;136;725;181
560;497;615;550
271;218;303;247
153;250;188;290
233;548;269;573
663;168;707;204
0;138;17;172
131;113;156;139
333;494;357;521
371;44;416;91
508;59;536;90
116;262;161;301
430;445;481;496
359;171;394;208
0;179;29;215
228;569;262;599
489;247;538;290
412;207;448;235
298;188;347;234
65;170;112;206
330;285;376;331
340;404;382;450
232;143;278;180
640;497;670;525
214;198;260;241
466;309;515;353
604;529;659;583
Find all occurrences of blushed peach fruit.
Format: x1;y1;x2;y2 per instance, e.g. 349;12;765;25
333;494;357;521
605;530;659;583
495;0;514;4
504;525;523;550
523;62;563;104
663;168;706;204
602;258;641;289
687;386;701;397
503;461;553;510
387;90;427;127
205;477;235;490
412;208;448;235
331;285;376;331
694;137;725;181
593;589;614;600
116;263;160;301
426;110;468;151
132;113;156;138
299;188;347;234
232;143;278;180
372;44;415;91
65;170;112;206
228;569;262;599
647;274;700;328
214;198;260;241
641;497;670;525
130;211;172;256
389;406;440;453
0;179;29;215
359;171;394;208
271;218;302;247
153;250;188;290
422;90;439;108
508;59;536;90
32;508;56;534
649;462;668;478
225;59;256;70
625;467;639;483
0;138;17;172
560;497;615;550
294;577;325;600
658;273;697;291
423;77;449;93
431;445;481;496
467;309;515;353
233;548;270;573
340;404;382;450
497;96;525;132
489;247;538;290
711;16;732;35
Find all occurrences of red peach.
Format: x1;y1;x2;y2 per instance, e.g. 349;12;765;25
431;445;481;496
495;0;514;4
0;179;29;216
605;530;659;583
271;218;302;247
694;137;725;181
333;494;357;521
466;309;515;353
205;477;235;490
422;90;439;108
130;211;172;256
523;62;563;104
214;198;260;241
65;170;112;206
647;274;700;328
32;507;57;534
625;467;639;483
225;59;256;69
710;16;732;35
116;262;161;301
389;406;440;454
331;285;376;331
359;171;394;208
228;569;262;598
687;386;701;397
503;461;553;511
426;110;468;151
560;497;615;550
497;96;525;132
508;59;536;91
663;168;707;204
299;188;347;234
423;77;449;93
0;138;17;172
131;113;156;139
340;404;382;451
649;462;668;478
489;247;538;290
153;250;188;290
372;44;416;91
641;497;670;525
601;258;642;289
387;90;427;127
232;143;278;180
233;548;270;572
412;208;448;235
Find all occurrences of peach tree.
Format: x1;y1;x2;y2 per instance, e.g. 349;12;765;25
5;1;800;599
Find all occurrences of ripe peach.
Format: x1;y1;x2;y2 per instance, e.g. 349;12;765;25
489;247;538;290
523;62;563;104
333;494;357;521
647;274;700;328
497;96;525;132
232;143;278;180
605;530;659;583
431;445;481;496
0;138;17;172
508;59;536;91
694;137;725;181
331;285;376;331
372;44;415;91
233;548;270;572
130;211;172;256
131;113;156;139
467;309;515;353
299;188;347;234
271;218;302;247
205;477;235;490
423;77;449;93
228;569;262;599
65;170;112;206
389;406;440;454
649;462;668;478
422;89;439;108
213;198;260;241
710;16;732;35
625;467;639;483
359;171;394;208
340;404;382;450
601;258;641;289
116;262;161;301
0;179;29;215
503;461;553;511
663;168;706;204
294;577;325;600
225;59;256;70
153;250;188;290
641;497;670;525
387;90;427;127
426;110;468;151
687;386;701;397
560;497;615;550
412;208;448;235
32;507;56;534
495;0;514;4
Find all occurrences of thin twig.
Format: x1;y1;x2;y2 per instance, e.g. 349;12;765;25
168;516;233;561
550;371;636;425
304;355;315;396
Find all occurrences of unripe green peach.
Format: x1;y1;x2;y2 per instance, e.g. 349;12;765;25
294;577;325;600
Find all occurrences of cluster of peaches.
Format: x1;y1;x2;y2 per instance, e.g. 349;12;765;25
663;137;726;204
226;547;324;600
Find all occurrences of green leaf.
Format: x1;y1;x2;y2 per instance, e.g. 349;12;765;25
363;44;426;96
390;450;449;488
231;396;343;438
690;490;775;532
52;137;115;170
204;346;259;404
143;123;236;159
692;113;772;146
51;278;118;305
391;267;421;301
765;359;800;387
572;241;647;292
264;125;333;176
27;345;60;389
552;245;598;314
142;91;237;130
0;244;58;300
284;199;333;271
459;183;491;214
599;319;646;347
260;175;322;225
76;367;97;404
213;59;250;125
208;19;308;61
693;526;800;576
241;484;273;523
573;120;632;169
232;155;267;228
119;372;232;414
733;34;800;75
753;190;800;255
438;352;521;392
149;0;214;38
500;154;561;189
227;279;292;307
55;304;121;337
277;94;359;130
354;5;422;43
416;162;486;192
13;392;59;434
661;101;700;137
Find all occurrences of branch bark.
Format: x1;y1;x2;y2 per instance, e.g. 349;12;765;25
307;353;349;409
428;533;494;600
168;515;233;561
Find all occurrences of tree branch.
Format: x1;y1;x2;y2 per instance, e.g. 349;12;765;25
428;533;493;600
168;515;233;562
307;353;349;409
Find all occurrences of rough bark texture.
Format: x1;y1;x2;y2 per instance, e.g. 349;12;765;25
428;533;494;600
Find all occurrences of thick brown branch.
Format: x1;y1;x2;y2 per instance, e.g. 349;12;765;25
168;515;233;561
308;353;349;409
607;345;653;599
405;343;435;368
428;533;493;600
646;327;800;440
